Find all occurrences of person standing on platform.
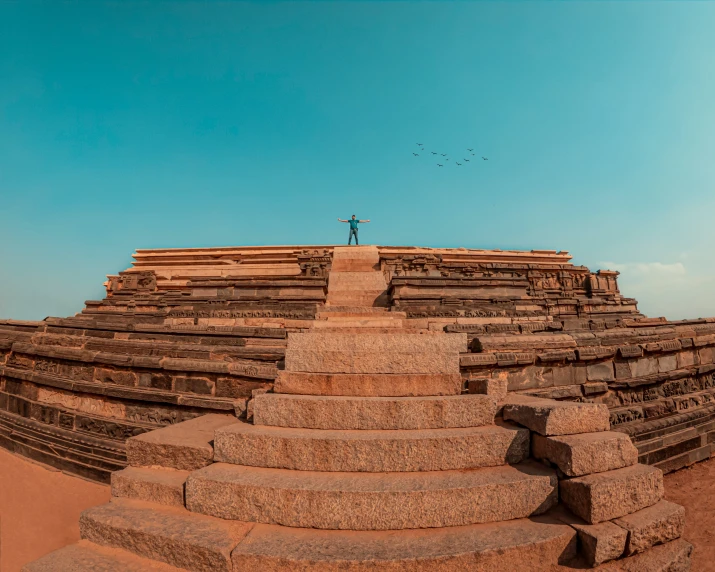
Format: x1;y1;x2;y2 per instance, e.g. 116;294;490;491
337;215;370;245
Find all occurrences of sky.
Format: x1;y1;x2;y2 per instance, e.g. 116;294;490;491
1;1;715;321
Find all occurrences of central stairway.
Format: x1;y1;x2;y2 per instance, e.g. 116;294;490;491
23;246;692;571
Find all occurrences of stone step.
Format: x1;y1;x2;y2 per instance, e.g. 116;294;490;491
590;538;692;571
252;393;498;430
503;395;610;436
185;461;557;530
327;272;388;290
273;371;463;397
330;246;380;272
560;464;664;524
111;466;189;507
613;500;685;557
532;431;638;477
127;413;239;471
80;498;253;572
316;309;407;319
213;422;529;472
231;515;578;571
311;318;404;328
21;540;183;572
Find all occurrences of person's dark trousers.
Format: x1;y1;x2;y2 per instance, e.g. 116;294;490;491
348;228;358;245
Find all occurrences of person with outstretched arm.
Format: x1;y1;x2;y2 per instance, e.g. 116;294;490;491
338;215;370;245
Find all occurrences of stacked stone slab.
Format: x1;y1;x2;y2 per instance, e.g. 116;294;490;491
504;395;688;567
23;247;693;571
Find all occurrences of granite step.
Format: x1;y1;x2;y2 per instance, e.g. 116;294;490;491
503;395;610;436
185;461;558;530
126;413;238;471
111;466;189;507
231;515;578;571
560;464;664;524
21;540;183;572
213;421;529;472
274;371;464;397
252;393;498;430
311;318;404;328
79;498;253;572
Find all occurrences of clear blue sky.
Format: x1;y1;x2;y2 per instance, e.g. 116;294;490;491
1;1;714;320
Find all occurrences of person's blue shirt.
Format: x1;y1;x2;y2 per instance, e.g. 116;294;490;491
349;219;359;230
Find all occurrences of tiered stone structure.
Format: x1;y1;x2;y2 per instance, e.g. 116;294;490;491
18;246;694;570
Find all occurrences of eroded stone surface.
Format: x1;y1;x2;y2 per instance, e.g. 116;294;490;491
186;462;558;530
594;538;692;571
111;466;189;507
532;431;638;477
273;371;463;396
231;515;578;571
614;500;686;556
503;395;610;436
80;498;252;572
126;414;237;471
213;422;529;472
560;464;664;524
252;393;497;430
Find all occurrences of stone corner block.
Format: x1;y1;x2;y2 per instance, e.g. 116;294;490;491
503;395;610;436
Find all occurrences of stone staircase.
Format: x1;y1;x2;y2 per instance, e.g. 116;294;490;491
22;246;692;571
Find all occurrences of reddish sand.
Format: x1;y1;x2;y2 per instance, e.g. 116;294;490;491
664;457;715;572
0;448;111;572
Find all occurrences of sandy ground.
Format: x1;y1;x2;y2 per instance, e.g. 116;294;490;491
664;457;715;572
0;448;110;572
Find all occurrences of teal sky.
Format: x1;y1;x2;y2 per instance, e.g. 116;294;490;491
2;1;714;320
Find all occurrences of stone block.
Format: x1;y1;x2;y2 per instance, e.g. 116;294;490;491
174;376;214;395
560;464;664;524
503;395;610;436
126;414;238;471
699;346;714;365
80;498;252;572
596;538;692;571
615;361;632;379
111;466;189;507
286;348;460;374
572;521;627;567
658;355;678;373
230;517;578;571
186;461;558;530
614;500;685;556
587;362;615;382
532;431;637;477
677;350;696;369
273;371;463;397
583;382;608;395
467;378;508;400
213;422;529;472
629;358;658;378
253;393;497;430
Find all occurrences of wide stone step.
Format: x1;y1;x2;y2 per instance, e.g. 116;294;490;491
80;498;253;572
311;318;404;328
185;461;558;530
21;540;183;572
126;413;238;471
274;371;463;397
252;393;498;430
231;515;578;571
111;466;189;507
213;421;529;472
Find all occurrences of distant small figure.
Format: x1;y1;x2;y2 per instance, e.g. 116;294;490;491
456;162;462;166
338;215;370;245
482;157;488;160
467;148;474;151
431;152;437;155
437;164;443;167
413;153;419;156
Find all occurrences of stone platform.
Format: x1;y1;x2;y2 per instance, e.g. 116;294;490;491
19;245;693;570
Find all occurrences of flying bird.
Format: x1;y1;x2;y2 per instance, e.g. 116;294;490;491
431;152;438;155
482;157;488;160
417;143;423;146
413;153;419;156
467;148;473;151
471;153;475;156
441;154;447;157
437;164;443;167
456;162;462;166
464;158;470;162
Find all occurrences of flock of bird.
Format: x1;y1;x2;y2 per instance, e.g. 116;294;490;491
412;143;488;167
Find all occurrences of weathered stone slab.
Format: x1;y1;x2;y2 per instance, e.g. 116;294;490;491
614;500;686;556
252;393;497;430
273;371;463;397
80;498;253;572
21;540;183;572
213;422;529;472
573;521;628;567
467;378;508;400
231;516;577;571
531;431;638;477
560;464;664;524
111;466;189;507
126;414;238;471
329;246;380;272
503;395;610;436
186;462;558;530
594;538;692;571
